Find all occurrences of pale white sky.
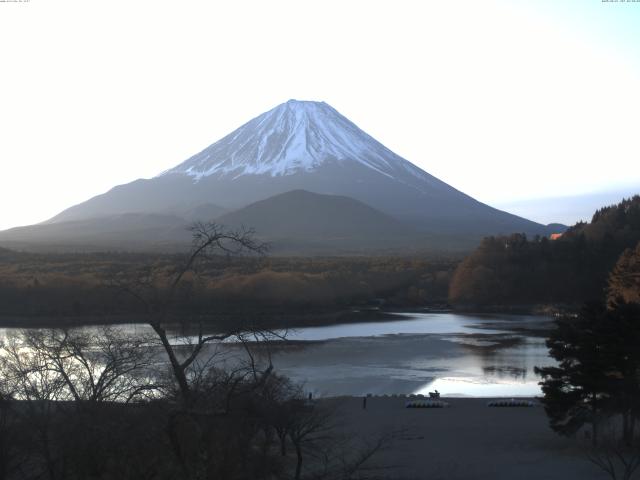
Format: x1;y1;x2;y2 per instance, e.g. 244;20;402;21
1;0;639;230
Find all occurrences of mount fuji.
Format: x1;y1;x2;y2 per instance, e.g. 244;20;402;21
0;100;558;252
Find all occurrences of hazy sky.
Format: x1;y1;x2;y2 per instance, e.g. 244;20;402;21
1;0;639;230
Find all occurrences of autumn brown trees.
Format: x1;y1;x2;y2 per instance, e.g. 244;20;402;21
608;242;640;305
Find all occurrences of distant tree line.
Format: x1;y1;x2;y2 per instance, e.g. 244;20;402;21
0;249;458;326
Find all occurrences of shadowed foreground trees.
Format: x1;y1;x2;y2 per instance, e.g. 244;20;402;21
0;223;385;480
536;299;640;480
1;327;159;403
533;233;640;480
536;301;640;447
111;221;270;407
535;303;613;445
0;327;167;480
583;421;640;480
0;327;384;480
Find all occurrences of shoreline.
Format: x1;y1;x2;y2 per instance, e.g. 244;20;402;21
0;308;408;329
452;303;580;316
322;394;543;400
0;304;565;330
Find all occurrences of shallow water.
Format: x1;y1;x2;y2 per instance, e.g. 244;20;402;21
271;312;556;397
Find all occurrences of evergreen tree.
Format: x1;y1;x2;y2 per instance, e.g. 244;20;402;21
536;301;640;445
600;300;640;445
535;303;612;445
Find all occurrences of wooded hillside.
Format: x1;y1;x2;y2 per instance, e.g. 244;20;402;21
449;195;640;307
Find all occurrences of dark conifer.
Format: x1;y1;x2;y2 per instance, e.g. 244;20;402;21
536;301;640;446
535;303;612;445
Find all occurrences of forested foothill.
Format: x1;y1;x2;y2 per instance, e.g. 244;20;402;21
1;195;639;327
449;195;640;310
0;246;457;328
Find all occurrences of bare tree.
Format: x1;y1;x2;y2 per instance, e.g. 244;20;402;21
113;222;268;407
0;387;26;480
287;400;336;480
1;333;68;403
1;334;69;480
277;397;390;480
10;327;160;404
584;421;640;480
0;327;165;480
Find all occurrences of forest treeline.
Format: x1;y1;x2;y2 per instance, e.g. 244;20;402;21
0;249;458;326
449;195;640;308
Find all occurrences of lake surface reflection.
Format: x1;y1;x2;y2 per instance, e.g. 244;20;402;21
0;312;557;398
271;312;556;397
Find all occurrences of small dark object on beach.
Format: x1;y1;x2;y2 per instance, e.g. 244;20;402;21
406;400;448;408
487;399;535;407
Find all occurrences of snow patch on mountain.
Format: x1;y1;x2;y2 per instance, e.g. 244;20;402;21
161;100;428;183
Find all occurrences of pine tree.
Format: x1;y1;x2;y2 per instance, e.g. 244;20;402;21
535;303;612;445
536;301;640;445
600;300;640;445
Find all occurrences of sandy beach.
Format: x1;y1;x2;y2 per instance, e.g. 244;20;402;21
328;396;607;480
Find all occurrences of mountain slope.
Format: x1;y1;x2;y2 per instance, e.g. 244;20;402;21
0;191;426;254
47;100;549;239
0;213;191;251
164;99;427;180
215;189;419;252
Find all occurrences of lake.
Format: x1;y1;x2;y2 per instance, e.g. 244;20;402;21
270;312;557;398
0;312;557;398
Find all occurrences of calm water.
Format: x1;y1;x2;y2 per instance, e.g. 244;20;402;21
270;312;557;398
0;312;557;398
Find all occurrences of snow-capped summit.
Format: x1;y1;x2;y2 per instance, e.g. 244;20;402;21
40;99;551;244
162;99;427;183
